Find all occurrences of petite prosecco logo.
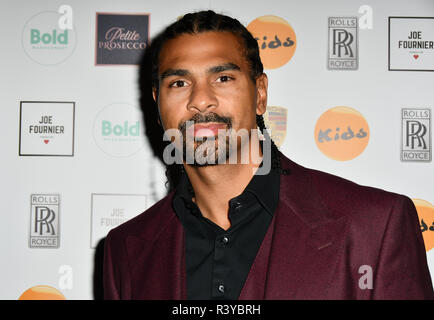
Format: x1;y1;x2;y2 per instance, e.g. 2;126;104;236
95;13;149;65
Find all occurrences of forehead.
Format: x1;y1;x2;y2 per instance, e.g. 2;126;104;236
158;31;248;73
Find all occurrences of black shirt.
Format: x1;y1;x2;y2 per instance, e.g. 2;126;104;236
172;166;280;300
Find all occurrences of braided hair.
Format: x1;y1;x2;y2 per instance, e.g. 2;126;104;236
256;114;291;176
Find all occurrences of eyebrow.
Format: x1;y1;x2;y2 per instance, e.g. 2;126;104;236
159;62;241;82
208;62;241;74
159;68;188;81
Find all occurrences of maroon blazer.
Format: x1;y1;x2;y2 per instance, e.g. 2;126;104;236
103;153;434;299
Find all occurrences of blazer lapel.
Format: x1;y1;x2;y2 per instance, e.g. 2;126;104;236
241;153;350;299
238;213;276;299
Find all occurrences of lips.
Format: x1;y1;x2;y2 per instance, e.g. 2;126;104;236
193;123;227;137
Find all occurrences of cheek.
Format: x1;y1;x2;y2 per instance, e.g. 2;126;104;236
220;91;257;129
158;95;186;130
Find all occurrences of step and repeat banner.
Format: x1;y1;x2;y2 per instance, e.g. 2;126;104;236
0;0;433;299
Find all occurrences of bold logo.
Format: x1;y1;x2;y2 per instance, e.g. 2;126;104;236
19;101;75;156
389;17;434;71
22;11;77;65
95;13;149;65
90;193;148;248
328;17;358;70
314;106;369;161
413;199;434;252
101;120;140;137
263;106;287;148
401;108;431;162
19;285;66;300
93;103;145;157
30;194;60;248
247;15;296;69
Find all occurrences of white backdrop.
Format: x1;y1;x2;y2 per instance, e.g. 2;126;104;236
1;0;433;299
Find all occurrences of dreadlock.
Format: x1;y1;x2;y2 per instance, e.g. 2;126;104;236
256;114;291;176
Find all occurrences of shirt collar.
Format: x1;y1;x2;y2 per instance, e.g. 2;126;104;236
174;164;280;216
242;164;280;216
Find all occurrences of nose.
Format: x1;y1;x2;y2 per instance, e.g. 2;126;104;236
187;81;218;113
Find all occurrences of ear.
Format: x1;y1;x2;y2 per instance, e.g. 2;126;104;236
152;87;158;103
152;87;162;126
255;73;268;116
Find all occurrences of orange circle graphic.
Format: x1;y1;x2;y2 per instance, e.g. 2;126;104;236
413;199;434;252
247;15;296;69
314;106;370;161
18;285;66;300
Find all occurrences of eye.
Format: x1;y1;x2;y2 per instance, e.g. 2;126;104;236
169;80;188;88
216;75;233;83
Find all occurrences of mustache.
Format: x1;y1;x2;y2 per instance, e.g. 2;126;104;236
178;113;232;132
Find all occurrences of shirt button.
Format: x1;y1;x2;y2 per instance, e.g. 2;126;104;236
233;201;242;209
222;236;229;245
218;284;225;293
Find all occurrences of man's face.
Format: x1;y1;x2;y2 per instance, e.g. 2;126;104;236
154;31;267;165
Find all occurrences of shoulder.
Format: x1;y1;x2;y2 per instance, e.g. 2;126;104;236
280;153;411;221
309;165;406;213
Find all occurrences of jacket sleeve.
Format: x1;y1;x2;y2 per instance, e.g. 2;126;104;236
373;195;434;299
103;229;132;300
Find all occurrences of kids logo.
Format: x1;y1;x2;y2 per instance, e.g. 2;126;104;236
247;15;296;69
314;106;370;161
263;106;287;148
22;10;77;65
19;285;66;300
413;199;434;252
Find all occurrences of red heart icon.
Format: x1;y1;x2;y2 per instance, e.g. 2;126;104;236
413;54;419;59
44;140;49;144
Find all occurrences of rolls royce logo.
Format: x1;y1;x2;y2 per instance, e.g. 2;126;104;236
30;194;60;248
401;108;431;162
328;17;358;70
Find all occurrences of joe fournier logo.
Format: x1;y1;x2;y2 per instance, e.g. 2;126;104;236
30;194;60;248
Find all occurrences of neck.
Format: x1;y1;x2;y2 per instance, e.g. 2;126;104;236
183;144;263;230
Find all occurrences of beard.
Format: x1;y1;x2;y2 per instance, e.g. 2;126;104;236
178;112;234;167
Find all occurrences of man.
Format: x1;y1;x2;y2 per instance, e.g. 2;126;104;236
103;10;434;299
